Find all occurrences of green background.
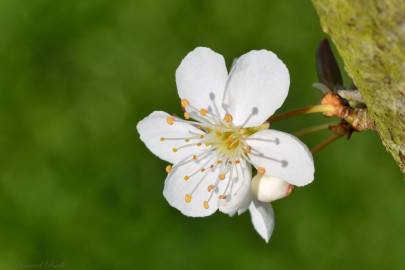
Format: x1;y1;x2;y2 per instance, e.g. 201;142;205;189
0;0;403;269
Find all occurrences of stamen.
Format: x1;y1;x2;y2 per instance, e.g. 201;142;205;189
200;108;208;116
257;167;266;175
165;165;172;173
184;112;190;119
245;137;280;145
203;201;209;209
250;149;288;167
185;194;192;203
181;99;190;108
240;107;258;128
184;175;190;181
166;116;175;125
224;114;233;123
207;185;215;192
209;92;222;121
218;173;225;180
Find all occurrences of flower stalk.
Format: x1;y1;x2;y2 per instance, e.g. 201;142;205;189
268;104;335;123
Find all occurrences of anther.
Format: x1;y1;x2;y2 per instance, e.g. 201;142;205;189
166;116;175;125
224;114;233;123
199;134;205;139
200;108;208;116
192;155;197;160
181;99;190;108
184;175;190;181
257;167;266;175
218;173;225;180
200;168;206;172
160;137;165;142
197;143;202;147
207;185;215;192
185;139;190;142
218;195;226;200
165;165;172;173
235;160;240;164
185;194;192;203
172;148;178;153
203;201;209;209
184;112;190;119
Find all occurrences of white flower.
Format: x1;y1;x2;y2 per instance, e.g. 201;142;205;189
137;47;315;242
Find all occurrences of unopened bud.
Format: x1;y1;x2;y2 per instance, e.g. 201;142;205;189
251;174;294;203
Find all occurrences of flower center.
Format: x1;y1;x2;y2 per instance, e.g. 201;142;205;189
206;124;268;159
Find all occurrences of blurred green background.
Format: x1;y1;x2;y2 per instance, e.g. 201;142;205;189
0;0;404;269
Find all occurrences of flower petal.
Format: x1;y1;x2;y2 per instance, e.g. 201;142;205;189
223;50;290;127
137;111;206;164
218;160;253;216
163;152;225;217
176;47;228;117
246;129;314;186
249;200;275;243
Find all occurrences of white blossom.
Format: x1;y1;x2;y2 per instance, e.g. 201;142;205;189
137;47;315;242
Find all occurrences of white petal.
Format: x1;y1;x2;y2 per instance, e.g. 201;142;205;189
223;50;290;127
137;111;206;164
163;152;225;217
246;129;314;186
176;47;228;117
249;200;275;243
218;160;253;216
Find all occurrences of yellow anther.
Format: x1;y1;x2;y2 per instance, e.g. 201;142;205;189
184;112;190;120
200;168;206;172
199;134;205;139
205;127;212;133
181;99;190;108
185;139;190;142
160;137;165;142
203;201;209;209
257;167;266;175
209;165;214;169
218;173;225;180
165;165;172;173
166;116;175;125
172;148;178;153
217;160;222;164
244;146;252;154
224;114;233;123
235;160;240;164
192;155;197;160
218;195;226;200
185;194;192;203
199;108;208;116
197;143;202;147
184;175;190;181
215;130;222;136
207;185;215;192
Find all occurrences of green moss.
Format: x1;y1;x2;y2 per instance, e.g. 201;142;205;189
312;0;405;174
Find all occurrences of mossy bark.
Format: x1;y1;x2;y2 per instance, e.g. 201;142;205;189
312;0;405;174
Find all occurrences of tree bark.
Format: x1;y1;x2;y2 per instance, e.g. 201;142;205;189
312;0;405;174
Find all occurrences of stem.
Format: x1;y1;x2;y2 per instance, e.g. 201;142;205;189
269;104;335;123
292;122;335;137
311;134;344;154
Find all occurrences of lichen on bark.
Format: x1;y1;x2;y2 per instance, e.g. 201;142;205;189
312;0;405;174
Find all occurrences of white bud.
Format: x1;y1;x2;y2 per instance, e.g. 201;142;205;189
251;174;294;203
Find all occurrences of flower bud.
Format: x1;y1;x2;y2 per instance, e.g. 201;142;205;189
251;174;294;203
